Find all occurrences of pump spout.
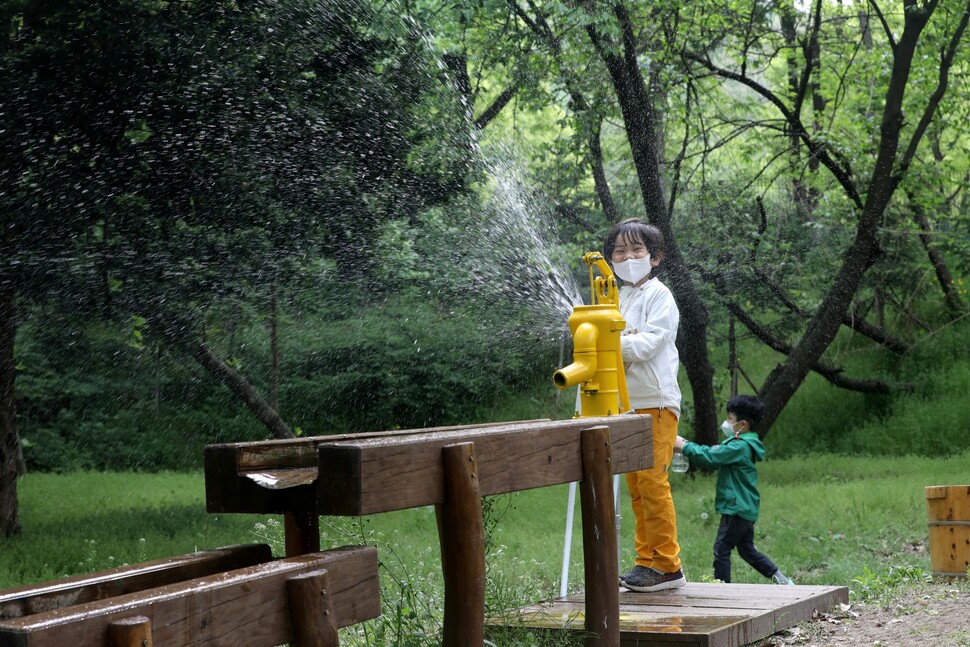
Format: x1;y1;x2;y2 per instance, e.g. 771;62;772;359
553;322;598;389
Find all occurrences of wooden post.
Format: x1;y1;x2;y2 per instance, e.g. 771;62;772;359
284;512;321;557
579;425;619;647
436;442;485;647
107;616;153;647
287;569;339;647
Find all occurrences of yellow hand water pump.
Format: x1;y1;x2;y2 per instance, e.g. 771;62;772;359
553;252;631;417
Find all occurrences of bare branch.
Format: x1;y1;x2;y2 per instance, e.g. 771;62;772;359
682;50;863;210
723;300;904;394
474;83;519;130
867;0;896;51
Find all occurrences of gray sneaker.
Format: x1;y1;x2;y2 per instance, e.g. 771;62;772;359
772;570;795;585
621;566;686;592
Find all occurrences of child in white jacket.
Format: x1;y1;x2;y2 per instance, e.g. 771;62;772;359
608;218;685;592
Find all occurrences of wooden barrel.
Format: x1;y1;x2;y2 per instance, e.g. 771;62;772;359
925;485;970;578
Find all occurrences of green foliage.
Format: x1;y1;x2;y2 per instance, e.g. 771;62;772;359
851;565;933;604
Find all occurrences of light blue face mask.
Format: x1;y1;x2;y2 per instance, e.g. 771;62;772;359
721;420;738;438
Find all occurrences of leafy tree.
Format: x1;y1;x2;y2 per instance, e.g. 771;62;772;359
440;0;970;441
680;0;970;430
0;0;473;535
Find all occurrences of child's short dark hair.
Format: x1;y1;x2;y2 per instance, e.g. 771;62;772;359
726;395;766;432
604;218;665;260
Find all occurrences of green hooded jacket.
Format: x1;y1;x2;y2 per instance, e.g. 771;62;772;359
681;432;766;522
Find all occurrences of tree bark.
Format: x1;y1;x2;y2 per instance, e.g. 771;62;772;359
0;285;22;537
589;118;618;225
589;4;718;445
908;192;963;316
190;343;294;439
474;83;519;130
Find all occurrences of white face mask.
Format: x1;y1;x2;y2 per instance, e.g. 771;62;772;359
721;420;738;438
613;254;652;284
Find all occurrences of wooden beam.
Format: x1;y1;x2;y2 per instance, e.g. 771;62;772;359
284;513;321;557
316;415;651;516
579;426;619;647
204;419;552;514
436;443;485;647
0;544;271;620
0;547;380;647
286;570;339;647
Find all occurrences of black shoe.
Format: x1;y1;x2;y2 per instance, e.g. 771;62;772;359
621;566;686;592
619;565;638;583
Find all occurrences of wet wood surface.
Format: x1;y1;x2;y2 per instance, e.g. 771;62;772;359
0;547;379;647
205;415;653;516
500;582;849;647
0;544;271;620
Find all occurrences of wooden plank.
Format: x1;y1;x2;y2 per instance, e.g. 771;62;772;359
0;547;380;647
498;583;849;647
316;415;652;515
205;448;319;514
0;544;272;620
210;419;552;471
204;419;553;514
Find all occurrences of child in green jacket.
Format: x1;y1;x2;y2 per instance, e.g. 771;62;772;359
674;395;794;585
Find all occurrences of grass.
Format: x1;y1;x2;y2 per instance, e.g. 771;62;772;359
2;452;968;644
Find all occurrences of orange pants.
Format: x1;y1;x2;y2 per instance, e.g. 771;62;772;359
626;407;681;573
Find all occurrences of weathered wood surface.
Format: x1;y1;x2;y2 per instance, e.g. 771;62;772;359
205;415;652;516
437;442;485;647
106;616;152;647
579;426;619;646
286;569;339;647
315;415;651;515
204;418;552;514
501;583;849;647
0;544;271;621
925;484;970;577
0;546;380;647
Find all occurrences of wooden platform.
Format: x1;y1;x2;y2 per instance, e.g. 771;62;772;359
497;582;848;646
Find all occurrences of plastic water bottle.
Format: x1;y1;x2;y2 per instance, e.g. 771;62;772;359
670;451;689;473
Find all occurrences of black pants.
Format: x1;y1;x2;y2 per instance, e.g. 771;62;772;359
713;514;778;583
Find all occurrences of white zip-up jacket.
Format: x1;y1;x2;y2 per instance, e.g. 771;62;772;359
618;278;682;416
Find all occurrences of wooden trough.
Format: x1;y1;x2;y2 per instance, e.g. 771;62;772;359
0;544;380;647
205;415;653;646
203;415;848;646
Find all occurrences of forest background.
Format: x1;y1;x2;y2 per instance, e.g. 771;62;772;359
2;0;969;539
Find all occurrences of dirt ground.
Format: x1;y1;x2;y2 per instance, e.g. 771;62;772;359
757;580;970;647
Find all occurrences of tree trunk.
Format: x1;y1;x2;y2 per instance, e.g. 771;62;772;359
759;5;937;432
190;343;294;439
590;5;719;445
909;195;963;316
0;285;22;537
589;118;618;225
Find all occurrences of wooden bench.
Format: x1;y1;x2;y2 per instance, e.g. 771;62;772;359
204;414;654;646
0;544;379;647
